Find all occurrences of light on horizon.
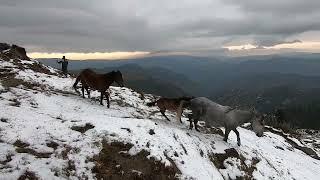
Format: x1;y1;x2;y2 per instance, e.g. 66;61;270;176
224;41;320;52
27;51;150;60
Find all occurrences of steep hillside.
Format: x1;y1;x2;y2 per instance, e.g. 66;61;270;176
1;46;320;179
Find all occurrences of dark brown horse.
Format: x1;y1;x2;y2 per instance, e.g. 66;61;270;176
73;69;124;108
147;96;194;122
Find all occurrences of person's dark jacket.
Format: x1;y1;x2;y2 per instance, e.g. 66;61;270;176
58;60;68;73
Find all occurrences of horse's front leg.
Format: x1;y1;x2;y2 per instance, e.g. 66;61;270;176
188;114;193;129
104;91;110;108
81;86;85;98
160;109;170;121
100;92;104;105
224;128;231;142
233;128;241;146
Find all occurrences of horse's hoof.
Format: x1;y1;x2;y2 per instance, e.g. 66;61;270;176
195;129;200;132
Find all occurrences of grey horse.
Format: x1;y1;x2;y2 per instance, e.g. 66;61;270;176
184;97;264;146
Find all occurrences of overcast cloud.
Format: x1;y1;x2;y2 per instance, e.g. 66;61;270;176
1;0;320;54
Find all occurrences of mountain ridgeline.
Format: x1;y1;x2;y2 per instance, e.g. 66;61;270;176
39;54;320;129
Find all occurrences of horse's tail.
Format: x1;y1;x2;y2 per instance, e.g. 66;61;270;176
73;75;81;94
176;98;191;122
176;100;185;122
147;101;157;107
176;97;194;122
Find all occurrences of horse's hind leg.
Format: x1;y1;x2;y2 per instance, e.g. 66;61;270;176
233;128;241;146
73;76;81;94
85;86;90;98
104;91;110;108
224;128;231;142
193;119;200;132
176;101;184;123
160;109;170;121
188;112;200;131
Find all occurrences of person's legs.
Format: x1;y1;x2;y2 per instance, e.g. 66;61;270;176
63;71;68;77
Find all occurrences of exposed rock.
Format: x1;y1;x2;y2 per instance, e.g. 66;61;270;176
10;44;30;60
0;43;30;60
0;43;10;51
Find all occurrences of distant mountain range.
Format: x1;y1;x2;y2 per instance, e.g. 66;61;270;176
39;54;320;129
90;64;197;97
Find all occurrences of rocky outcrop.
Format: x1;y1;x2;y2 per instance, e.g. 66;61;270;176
0;43;10;51
0;43;30;60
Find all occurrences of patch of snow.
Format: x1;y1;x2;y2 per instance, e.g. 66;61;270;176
0;61;16;68
287;136;304;146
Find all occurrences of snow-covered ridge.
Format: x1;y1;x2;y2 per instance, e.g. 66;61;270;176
1;50;320;179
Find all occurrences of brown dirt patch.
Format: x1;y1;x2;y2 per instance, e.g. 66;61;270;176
60;145;72;160
0;154;13;165
13;139;52;158
92;140;181;180
148;129;155;135
1;74;43;90
0;117;9;123
26;62;57;76
9;98;21;107
46;141;59;150
210;148;259;179
63;159;76;177
18;170;38;180
13;140;30;148
16;147;52;158
0;68;16;78
120;128;131;133
71;123;95;133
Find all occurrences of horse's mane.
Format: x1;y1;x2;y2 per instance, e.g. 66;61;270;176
103;71;116;78
178;96;195;101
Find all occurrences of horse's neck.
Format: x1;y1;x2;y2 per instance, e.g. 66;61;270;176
233;110;253;124
103;72;115;85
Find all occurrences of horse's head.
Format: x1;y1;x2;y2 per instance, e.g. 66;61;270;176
113;70;124;87
250;108;265;137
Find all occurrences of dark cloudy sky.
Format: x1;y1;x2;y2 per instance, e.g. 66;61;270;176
1;0;320;59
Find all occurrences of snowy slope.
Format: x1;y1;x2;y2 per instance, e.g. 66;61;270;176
1;52;320;180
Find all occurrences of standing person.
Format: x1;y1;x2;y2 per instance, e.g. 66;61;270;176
57;56;68;77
